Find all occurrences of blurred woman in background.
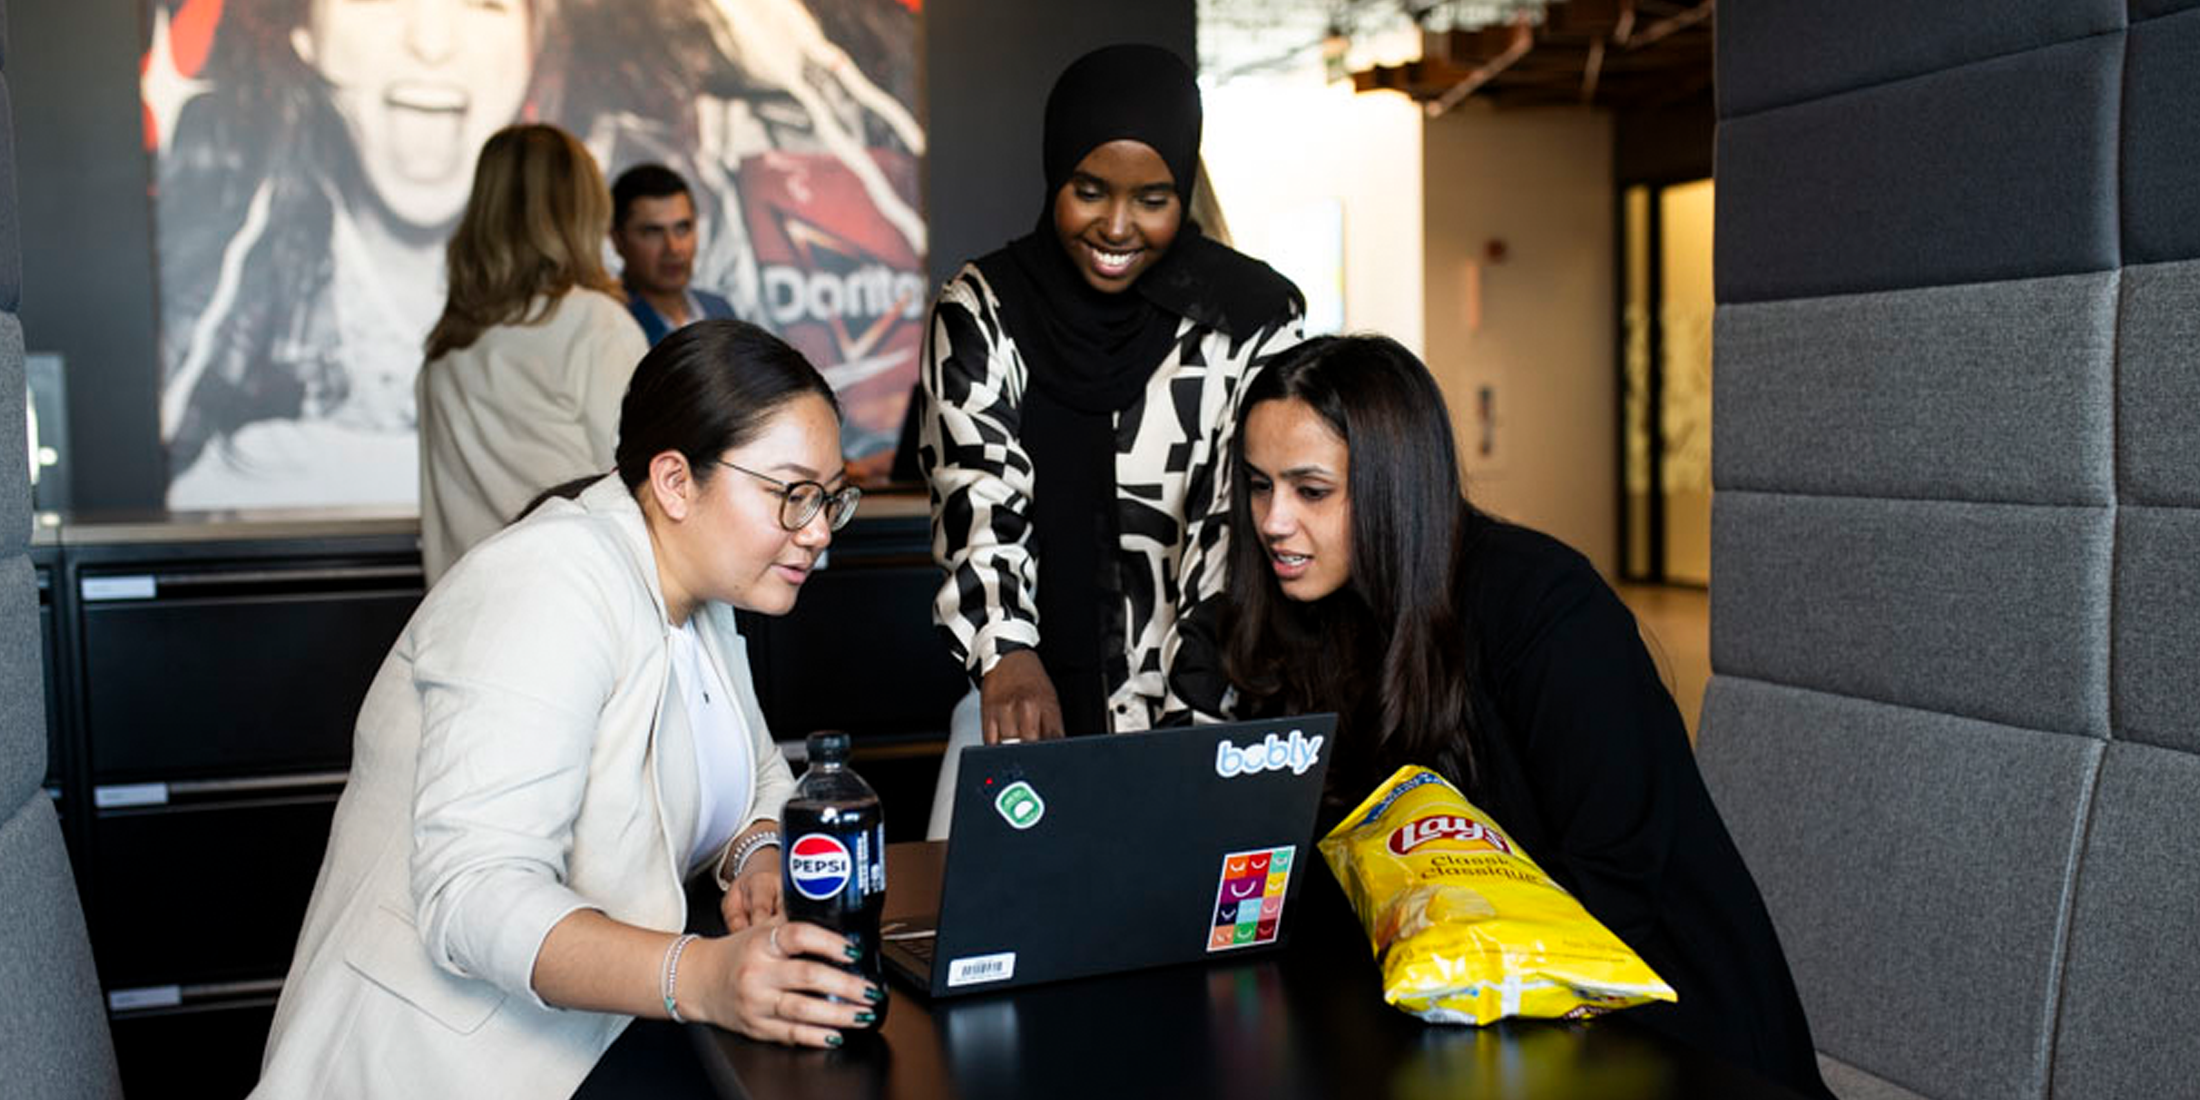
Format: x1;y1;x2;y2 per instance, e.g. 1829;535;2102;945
416;123;649;584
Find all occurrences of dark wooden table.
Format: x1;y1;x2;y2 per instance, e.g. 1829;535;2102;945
584;842;1811;1100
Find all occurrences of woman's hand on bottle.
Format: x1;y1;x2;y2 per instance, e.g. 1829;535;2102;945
690;921;882;1048
981;649;1066;743
722;848;783;932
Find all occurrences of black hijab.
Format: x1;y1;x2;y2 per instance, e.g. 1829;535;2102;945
975;44;1302;734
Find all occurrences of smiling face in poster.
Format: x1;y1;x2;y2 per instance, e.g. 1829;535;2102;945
291;0;535;228
146;0;926;511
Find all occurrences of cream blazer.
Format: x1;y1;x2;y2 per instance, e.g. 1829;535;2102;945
252;476;795;1100
417;289;649;585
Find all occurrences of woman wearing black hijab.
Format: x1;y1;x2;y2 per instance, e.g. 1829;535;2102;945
918;45;1304;832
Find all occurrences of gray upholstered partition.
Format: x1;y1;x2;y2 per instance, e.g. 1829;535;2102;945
1701;3;2200;1099
0;2;124;1094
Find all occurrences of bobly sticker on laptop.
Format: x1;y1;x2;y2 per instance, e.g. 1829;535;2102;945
1207;845;1295;951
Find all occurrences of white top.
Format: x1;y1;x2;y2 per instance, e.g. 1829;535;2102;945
416;290;650;584
670;620;755;873
252;476;794;1100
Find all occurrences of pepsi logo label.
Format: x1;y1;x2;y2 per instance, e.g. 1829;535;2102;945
788;833;853;900
1387;814;1513;856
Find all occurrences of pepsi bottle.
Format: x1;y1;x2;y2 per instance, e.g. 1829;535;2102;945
782;730;887;1027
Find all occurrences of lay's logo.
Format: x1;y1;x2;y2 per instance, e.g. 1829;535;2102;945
1387;814;1513;856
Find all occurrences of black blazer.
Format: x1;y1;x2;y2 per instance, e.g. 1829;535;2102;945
1439;515;1832;1099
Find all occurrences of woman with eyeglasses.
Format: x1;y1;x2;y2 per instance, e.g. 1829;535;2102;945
1200;334;1833;1099
255;320;869;1099
416;123;652;585
916;45;1304;834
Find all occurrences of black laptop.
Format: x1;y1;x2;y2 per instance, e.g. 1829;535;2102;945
881;715;1337;998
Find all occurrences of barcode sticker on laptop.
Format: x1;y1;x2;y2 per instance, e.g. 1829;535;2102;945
946;951;1017;987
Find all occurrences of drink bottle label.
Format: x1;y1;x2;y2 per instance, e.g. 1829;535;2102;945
787;833;854;901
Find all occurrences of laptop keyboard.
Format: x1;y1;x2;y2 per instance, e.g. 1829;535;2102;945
896;935;937;967
881;918;940;982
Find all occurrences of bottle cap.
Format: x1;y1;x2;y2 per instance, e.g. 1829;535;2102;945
806;730;852;763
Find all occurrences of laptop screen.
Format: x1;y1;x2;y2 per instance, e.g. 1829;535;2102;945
889;715;1336;996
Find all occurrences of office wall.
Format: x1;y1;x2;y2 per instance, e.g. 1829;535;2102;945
4;0;1195;510
1203;77;1425;355
6;0;164;512
1421;106;1616;576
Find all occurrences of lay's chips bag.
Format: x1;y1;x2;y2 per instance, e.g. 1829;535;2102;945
1318;765;1676;1025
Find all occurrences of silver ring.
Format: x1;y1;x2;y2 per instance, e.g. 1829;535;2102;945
769;925;783;956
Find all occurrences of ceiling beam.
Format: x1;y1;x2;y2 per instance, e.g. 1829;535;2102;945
1623;0;1714;50
1340;0;1714;113
1425;18;1534;117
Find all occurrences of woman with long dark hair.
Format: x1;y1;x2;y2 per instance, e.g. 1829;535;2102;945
1212;334;1833;1099
256;321;872;1099
917;44;1304;834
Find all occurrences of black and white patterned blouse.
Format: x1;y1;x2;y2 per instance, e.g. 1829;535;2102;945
918;264;1306;731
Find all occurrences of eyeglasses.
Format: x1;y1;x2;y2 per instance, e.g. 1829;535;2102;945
710;460;863;531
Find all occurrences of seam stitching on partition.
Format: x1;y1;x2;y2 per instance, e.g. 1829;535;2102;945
1715;265;2123;310
2106;0;2128;760
1718;265;2122;311
1720;25;2130;124
2106;260;2128;751
2130;2;2200;31
1713;486;2117;511
1706;672;2110;746
2036;738;2111;1099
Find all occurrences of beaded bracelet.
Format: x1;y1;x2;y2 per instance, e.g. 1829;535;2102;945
716;829;783;891
662;933;700;1023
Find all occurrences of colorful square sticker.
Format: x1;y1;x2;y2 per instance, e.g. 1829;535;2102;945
1205;845;1295;953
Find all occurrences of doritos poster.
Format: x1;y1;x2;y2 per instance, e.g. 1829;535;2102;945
142;0;926;509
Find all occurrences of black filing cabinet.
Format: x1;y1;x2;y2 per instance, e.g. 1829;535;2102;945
48;521;422;1100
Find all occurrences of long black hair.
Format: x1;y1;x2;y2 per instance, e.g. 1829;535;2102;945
1221;334;1478;798
615;318;839;491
